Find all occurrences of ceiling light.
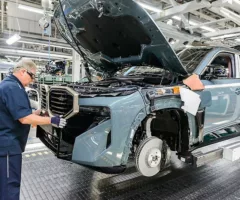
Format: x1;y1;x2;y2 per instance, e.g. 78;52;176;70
235;38;240;42
172;15;181;21
6;34;21;45
18;40;72;50
0;48;72;59
166;19;173;25
136;2;162;13
211;33;240;40
18;4;44;14
189;21;197;26
200;26;216;32
5;55;20;59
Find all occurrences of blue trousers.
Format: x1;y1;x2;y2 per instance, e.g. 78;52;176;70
0;154;22;200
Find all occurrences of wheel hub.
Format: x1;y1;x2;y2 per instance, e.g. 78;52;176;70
147;148;161;168
135;137;164;177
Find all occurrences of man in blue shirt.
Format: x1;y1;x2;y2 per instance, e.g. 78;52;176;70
0;58;66;200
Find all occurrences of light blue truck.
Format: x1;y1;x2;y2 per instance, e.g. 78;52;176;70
37;0;240;177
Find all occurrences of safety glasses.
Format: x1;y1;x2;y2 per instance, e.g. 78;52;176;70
26;71;36;80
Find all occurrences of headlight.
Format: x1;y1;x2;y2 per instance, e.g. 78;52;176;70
79;106;110;117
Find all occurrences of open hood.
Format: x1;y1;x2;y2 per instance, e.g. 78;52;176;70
54;0;188;76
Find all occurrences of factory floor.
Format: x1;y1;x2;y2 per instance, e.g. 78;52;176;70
21;129;240;200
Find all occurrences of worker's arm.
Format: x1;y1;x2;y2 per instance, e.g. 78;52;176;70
19;114;67;128
4;86;66;128
19;114;51;125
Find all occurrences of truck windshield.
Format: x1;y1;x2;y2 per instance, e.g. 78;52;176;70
177;48;212;73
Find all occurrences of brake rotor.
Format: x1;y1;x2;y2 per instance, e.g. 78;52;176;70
135;136;163;177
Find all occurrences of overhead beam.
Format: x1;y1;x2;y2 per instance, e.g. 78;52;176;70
168;0;193;34
158;0;234;29
152;0;211;21
203;27;240;38
185;18;228;29
191;11;232;29
18;39;72;50
225;1;240;13
209;7;240;26
212;0;240;13
156;21;200;41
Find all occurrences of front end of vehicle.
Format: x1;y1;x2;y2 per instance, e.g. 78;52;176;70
37;83;146;173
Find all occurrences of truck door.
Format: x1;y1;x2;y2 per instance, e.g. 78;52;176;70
201;53;240;134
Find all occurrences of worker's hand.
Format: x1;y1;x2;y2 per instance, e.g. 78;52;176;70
51;116;67;128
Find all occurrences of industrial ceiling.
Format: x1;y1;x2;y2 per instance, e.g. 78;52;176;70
0;0;240;64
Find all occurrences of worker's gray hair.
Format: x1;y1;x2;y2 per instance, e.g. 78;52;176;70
13;58;37;73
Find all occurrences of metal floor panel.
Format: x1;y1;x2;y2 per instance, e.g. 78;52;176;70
20;150;240;200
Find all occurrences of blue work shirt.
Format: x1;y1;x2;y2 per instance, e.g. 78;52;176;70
0;75;32;155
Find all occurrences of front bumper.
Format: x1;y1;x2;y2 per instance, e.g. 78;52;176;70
37;120;127;174
37;91;147;172
37;120;120;166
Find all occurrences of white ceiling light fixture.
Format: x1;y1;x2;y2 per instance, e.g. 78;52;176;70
18;4;44;14
0;48;72;60
166;19;173;25
189;21;197;26
6;34;21;45
172;15;181;21
5;55;20;59
18;40;73;50
235;38;240;42
136;2;162;13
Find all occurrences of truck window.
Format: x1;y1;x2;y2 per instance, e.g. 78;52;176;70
202;53;235;79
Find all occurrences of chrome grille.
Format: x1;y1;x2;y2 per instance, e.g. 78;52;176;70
49;88;74;117
40;85;49;110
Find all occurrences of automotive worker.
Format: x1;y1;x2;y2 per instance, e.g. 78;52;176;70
0;58;67;200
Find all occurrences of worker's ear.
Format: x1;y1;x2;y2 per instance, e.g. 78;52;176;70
20;69;26;76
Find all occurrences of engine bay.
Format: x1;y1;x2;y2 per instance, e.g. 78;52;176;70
60;69;184;97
